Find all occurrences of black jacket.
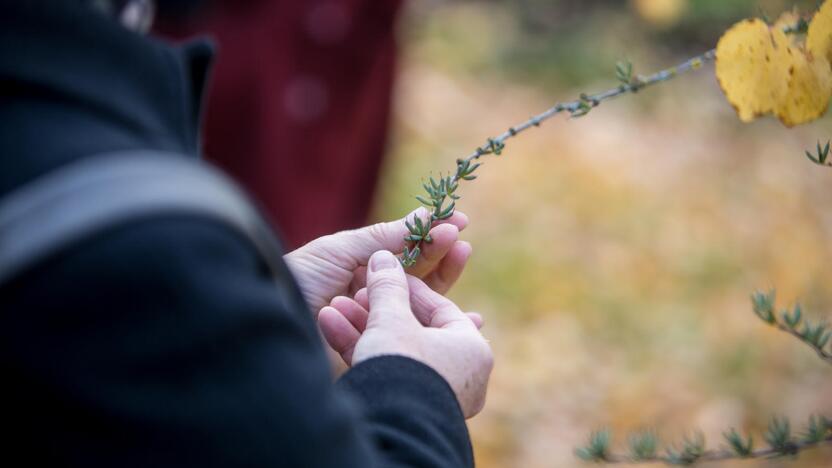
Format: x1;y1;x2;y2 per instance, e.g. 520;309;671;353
0;2;473;466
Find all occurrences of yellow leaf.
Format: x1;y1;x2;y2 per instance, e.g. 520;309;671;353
715;18;789;122
776;46;832;127
808;0;832;65
781;1;832;126
716;8;832;127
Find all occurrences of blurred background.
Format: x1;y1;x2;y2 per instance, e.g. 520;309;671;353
372;0;832;466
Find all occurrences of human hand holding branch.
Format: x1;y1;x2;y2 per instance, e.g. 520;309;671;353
319;250;493;418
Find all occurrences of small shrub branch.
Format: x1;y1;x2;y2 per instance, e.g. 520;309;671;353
400;49;717;266
751;290;832;366
575;291;832;465
774;322;832;364
591;435;832;465
577;417;832;465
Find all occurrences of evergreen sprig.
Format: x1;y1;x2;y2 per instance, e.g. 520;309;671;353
722;428;753;457
577;416;831;465
764;416;797;456
804;415;831;443
615;60;634;86
401;158;481;267
629;430;658;461
576;287;832;465
750;289;832;365
665;432;705;465
806;140;831;166
575;430;612;462
400;50;717;266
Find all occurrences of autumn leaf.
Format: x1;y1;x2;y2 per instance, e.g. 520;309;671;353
807;0;832;65
715;2;832;127
715;18;791;123
777;44;832;126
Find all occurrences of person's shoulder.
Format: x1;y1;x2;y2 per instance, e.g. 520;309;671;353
5;215;274;301
84;215;273;284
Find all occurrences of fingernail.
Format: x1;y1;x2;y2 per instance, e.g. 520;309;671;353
370;251;398;272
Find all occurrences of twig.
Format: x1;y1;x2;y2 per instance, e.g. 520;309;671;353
599;436;832;464
574;289;832;466
774;322;832;365
751;290;832;367
400;49;717;266
577;417;832;465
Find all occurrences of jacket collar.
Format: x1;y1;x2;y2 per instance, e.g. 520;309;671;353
0;0;214;157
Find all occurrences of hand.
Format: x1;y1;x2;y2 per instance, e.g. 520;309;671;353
284;208;471;314
318;250;493;418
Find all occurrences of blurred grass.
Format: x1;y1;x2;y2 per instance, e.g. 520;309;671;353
373;1;832;466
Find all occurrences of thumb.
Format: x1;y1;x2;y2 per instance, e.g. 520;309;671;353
365;250;418;329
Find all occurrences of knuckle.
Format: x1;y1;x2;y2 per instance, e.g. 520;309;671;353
365;222;391;245
431;302;457;323
370;273;406;293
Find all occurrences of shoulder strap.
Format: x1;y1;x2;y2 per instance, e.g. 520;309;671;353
0;151;284;285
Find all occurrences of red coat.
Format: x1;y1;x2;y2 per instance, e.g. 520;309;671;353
156;0;403;248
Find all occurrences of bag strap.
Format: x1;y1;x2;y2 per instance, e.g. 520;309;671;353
0;151;284;285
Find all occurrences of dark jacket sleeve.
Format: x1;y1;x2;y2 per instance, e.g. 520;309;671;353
0;216;473;467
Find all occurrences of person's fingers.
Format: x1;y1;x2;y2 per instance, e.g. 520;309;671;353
359;279;479;329
353;288;369;310
421;241;472;294
340;208;468;266
352;278;478;331
466;312;484;329
330;296;369;332
365;251;418;329
288;209;469;298
348;266;367;296
319;306;360;365
444;210;469;230
406;275;476;330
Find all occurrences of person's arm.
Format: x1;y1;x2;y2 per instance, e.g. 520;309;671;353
2;217;473;467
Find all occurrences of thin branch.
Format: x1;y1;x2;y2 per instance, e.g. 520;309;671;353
401;49;717;266
751;291;832;367
467;49;716;162
599;435;832;465
774;322;832;365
